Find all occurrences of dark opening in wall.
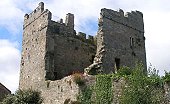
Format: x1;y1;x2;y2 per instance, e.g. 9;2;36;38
115;58;120;70
90;55;95;64
21;62;24;66
130;37;134;48
75;47;78;50
132;51;136;56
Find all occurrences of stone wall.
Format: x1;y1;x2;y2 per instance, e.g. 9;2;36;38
0;83;11;101
94;8;146;74
44;9;96;80
19;2;51;89
40;76;80;104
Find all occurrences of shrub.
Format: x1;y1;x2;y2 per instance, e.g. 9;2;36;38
1;89;43;104
72;73;85;86
0;94;15;104
163;71;170;82
95;74;113;104
77;86;93;104
120;64;163;104
117;66;132;76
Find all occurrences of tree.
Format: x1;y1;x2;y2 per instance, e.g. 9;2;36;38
1;89;43;104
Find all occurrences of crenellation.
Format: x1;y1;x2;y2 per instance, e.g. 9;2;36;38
23;9;52;29
77;32;86;40
87;35;94;41
38;2;44;12
24;2;45;21
48;20;76;37
118;9;124;16
59;19;63;24
101;8;144;33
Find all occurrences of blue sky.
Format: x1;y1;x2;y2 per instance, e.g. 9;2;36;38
0;0;170;93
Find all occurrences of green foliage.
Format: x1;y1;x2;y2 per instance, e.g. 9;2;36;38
120;64;164;104
73;73;85;86
77;74;113;104
95;74;113;104
77;86;93;104
147;64;159;77
77;63;166;104
0;95;15;104
147;64;163;87
117;66;132;76
1;89;43;104
163;71;170;82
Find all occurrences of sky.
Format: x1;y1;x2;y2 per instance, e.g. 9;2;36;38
0;0;170;93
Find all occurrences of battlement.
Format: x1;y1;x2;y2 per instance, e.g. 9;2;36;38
23;2;95;45
24;2;45;20
23;2;52;29
100;8;144;33
47;18;95;45
76;32;95;45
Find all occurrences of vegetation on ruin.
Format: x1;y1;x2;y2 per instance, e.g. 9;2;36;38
0;89;42;104
77;86;93;104
163;71;170;82
77;63;169;104
73;73;85;86
120;64;164;104
95;74;113;104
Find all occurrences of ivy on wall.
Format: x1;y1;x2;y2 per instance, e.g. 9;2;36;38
95;74;113;104
77;64;170;104
77;74;113;104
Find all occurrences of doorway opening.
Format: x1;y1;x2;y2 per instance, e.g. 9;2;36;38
115;58;120;70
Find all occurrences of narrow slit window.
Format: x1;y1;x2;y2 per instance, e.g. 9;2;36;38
130;37;134;48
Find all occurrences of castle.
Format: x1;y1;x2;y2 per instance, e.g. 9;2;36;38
19;2;146;103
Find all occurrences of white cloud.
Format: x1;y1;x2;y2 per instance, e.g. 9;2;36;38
0;0;25;35
144;11;170;75
0;39;21;93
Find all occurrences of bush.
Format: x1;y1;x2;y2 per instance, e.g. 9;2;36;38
120;64;163;104
77;86;93;104
1;89;43;104
72;73;85;86
95;74;113;104
117;66;132;76
0;94;15;104
163;71;170;82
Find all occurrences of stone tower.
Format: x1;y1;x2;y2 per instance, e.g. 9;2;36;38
19;2;96;89
93;8;146;73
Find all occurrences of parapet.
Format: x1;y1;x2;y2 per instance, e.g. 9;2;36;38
76;32;95;45
23;2;52;29
100;8;144;33
77;32;86;40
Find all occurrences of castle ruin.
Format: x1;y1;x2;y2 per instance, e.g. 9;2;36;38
19;2;147;103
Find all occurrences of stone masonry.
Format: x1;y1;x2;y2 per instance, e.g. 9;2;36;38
19;2;147;104
0;83;11;102
91;8;147;74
